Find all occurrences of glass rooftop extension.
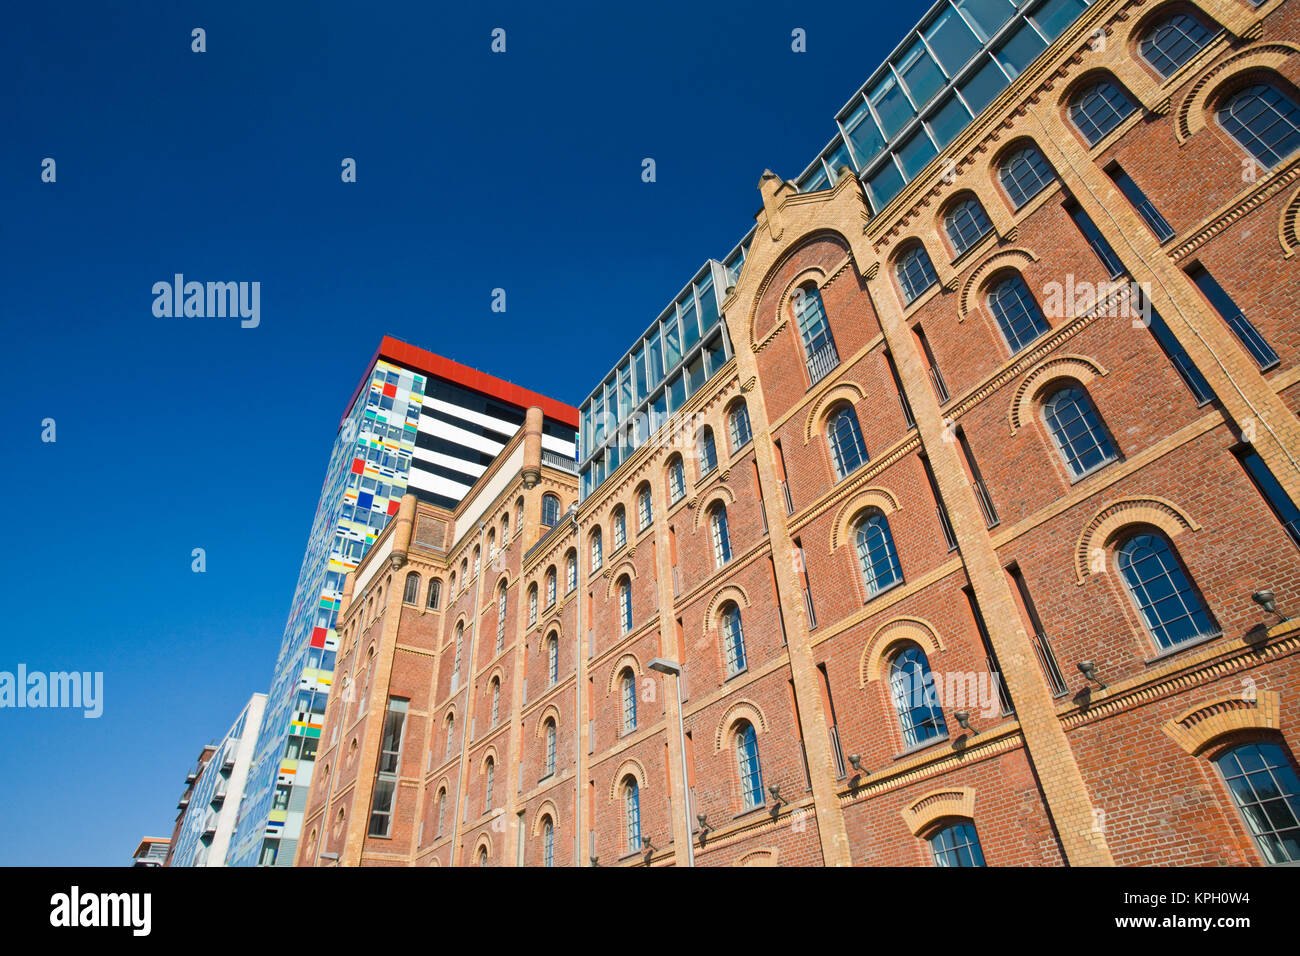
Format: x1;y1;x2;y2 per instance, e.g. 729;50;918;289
795;0;1094;208
577;0;1094;500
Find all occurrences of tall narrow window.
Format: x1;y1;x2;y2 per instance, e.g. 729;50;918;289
1146;304;1216;404
496;584;508;652
1235;448;1300;547
623;778;642;854
1106;164;1175;242
827;404;868;479
729;402;753;451
929;821;987;867
855;510;904;597
484;757;495;811
544;719;557;776
698;428;718;477
736;722;764;810
1116;532;1217;650
490;678;500;725
566;552;578;593
987;274;1050;353
943;197;993;256
453;623;464;677
612;507;627;551
1042;384;1117;478
427;578;442;610
1216;741;1300;865
541;493;561;527
591;529;603;571
621;670;637;733
637;486;654;531
1065;199;1125;280
1218;82;1300;168
546;568;557;608
528;585;538;626
890;645;947;748
897;244;939;304
368;698;409;837
1188;264;1279;370
619;577;633;634
445;714;455;758
794;285;839;384
547;635;559;686
721;603;748;676
1068;79;1135;144
403;572;420;604
472;547;480;580
437;789;446;835
667;456;686;504
998;145;1055;208
710;505;733;567
542;817;555;867
1139;13;1213;78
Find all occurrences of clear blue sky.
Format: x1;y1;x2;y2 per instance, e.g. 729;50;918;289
0;0;922;865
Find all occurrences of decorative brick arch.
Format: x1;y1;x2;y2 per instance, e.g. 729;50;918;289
472;833;493;863
531;799;560;837
1279;182;1300;257
901;787;977;836
691;486;738;532
538;609;564;636
492;571;511;596
486;664;506;688
958;248;1038;320
746;227;854;349
606;653;642;695
603;562;638;599
713;699;769;753
537;624;563;656
830;487;904;554
478;746;500;774
1074;496;1201;584
860;617;946;686
608;757;648;801
1175;45;1300;143
1164;690;1282;755
735;847;781;866
703;584;752;637
804;382;867;443
1008;354;1108;434
533;703;562;739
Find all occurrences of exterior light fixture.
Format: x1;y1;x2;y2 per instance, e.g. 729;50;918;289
954;710;978;734
1077;660;1107;690
1252;589;1289;623
768;784;783;811
847;753;867;776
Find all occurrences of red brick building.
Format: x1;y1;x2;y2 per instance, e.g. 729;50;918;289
297;0;1300;866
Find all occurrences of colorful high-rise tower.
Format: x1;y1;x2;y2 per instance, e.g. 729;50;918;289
227;337;577;866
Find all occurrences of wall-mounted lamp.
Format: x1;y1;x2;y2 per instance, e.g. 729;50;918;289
847;753;868;777
768;785;783;812
697;813;711;837
1252;589;1289;623
589;855;599;867
954;710;978;735
1077;660;1107;690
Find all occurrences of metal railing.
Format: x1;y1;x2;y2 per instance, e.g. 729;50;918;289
806;340;840;385
541;450;577;474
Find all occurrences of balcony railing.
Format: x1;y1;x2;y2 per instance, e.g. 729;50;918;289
542;450;578;474
1032;632;1069;698
806;340;840;386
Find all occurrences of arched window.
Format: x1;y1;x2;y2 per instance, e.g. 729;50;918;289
1068;79;1135;145
547;635;559;686
667;456;686;504
542;817;555;867
528;584;538;626
490;678;500;726
459;559;467;588
710;505;733;567
403;572;420;604
484;757;495;811
896;244;938;304
541;493;561;527
478;846;488;866
427;578;442;610
987;274;1050;353
720;603;748;676
612;506;627;551
623;778;642;854
1215;741;1300;864
1116;532;1217;649
487;529;496;557
437;788;447;835
590;528;603;571
501;513;510;544
496;584;508;652
943;197;993;256
735;722;764;810
1218;82;1300;169
1139;13;1213;78
472;546;480;580
998;145;1055;208
449;571;457;597
618;577;633;634
620;670;638;732
445;714;455;757
1042;384;1116;478
544;719;557;776
729;401;753;451
698;427;718;477
545;567;557;608
516;499;524;529
889;644;947;748
827;404;868;480
637;486;654;531
453;623;464;676
855;510;904;597
565;551;577;593
794;285;839;384
929;820;987;867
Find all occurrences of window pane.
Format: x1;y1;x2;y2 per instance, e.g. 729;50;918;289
956;0;1016;41
994;21;1048;79
869;72;915;139
928;93;973;148
867;160;906;212
960;56;1010;114
843;100;887;168
897;127;939;178
925;7;983;75
1030;0;1088;41
897;39;946;108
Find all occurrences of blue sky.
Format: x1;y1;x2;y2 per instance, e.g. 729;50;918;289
0;0;923;865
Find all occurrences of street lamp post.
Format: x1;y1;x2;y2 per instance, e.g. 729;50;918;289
647;657;694;868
